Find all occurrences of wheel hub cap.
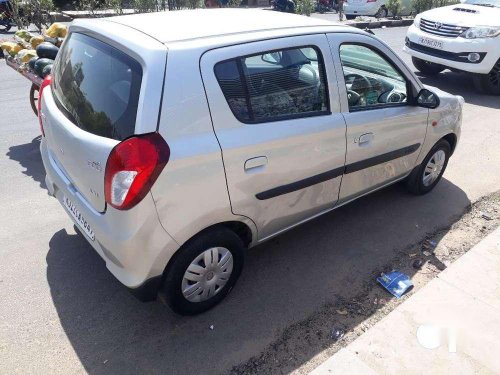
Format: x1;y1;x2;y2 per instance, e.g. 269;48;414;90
181;247;233;303
423;150;445;187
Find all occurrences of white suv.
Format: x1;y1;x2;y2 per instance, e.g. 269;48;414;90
404;0;500;95
39;9;462;315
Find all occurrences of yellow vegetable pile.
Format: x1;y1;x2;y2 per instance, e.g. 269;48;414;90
45;23;68;38
29;35;45;49
1;23;68;66
1;41;24;57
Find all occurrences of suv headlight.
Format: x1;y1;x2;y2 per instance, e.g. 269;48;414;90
414;15;421;28
461;26;500;39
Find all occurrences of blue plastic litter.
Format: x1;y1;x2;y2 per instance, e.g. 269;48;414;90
377;271;413;298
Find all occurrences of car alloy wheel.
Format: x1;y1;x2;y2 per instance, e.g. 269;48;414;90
181;247;234;303
422;149;446;187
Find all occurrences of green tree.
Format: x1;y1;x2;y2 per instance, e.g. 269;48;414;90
412;0;458;14
132;0;158;12
295;0;314;16
9;0;54;30
387;0;400;18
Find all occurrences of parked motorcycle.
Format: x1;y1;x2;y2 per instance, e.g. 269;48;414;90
316;0;332;13
0;0;16;32
272;0;295;13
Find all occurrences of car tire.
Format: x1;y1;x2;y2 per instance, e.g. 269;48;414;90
0;25;12;33
345;15;356;20
375;6;388;18
405;140;451;195
472;60;500;95
412;56;445;76
162;227;245;315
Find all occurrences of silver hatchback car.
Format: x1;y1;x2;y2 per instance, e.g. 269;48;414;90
39;9;463;315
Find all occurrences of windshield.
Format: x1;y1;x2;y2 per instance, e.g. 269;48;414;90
339;44;404;82
464;0;500;7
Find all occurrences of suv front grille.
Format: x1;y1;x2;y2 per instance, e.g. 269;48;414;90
420;18;468;38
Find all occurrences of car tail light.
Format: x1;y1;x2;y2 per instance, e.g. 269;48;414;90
104;133;170;210
38;75;52;136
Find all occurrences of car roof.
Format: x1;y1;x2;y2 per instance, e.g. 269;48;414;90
106;9;342;44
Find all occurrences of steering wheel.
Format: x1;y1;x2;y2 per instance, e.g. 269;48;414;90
344;73;372;107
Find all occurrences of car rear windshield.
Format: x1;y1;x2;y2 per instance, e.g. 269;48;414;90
52;32;142;141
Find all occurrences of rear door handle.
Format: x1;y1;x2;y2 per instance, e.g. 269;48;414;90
356;133;374;146
244;156;268;173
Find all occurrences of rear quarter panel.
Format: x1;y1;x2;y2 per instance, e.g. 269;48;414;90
151;46;257;247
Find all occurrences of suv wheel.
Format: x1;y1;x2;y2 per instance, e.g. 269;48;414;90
405;140;451;195
162;227;245;315
375;6;388;18
412;57;444;76
473;60;500;95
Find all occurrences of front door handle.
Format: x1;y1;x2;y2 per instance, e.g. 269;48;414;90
356;133;374;146
244;156;268;173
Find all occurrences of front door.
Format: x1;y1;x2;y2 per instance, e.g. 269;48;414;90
327;33;429;203
201;35;347;240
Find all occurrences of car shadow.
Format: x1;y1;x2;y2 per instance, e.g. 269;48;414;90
46;177;470;374
6;135;45;188
415;70;500;110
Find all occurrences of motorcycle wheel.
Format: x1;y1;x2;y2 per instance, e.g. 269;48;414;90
0;24;12;33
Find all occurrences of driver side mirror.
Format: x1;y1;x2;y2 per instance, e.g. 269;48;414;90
416;89;440;109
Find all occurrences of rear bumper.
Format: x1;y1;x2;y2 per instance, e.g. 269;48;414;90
41;138;180;300
404;24;500;74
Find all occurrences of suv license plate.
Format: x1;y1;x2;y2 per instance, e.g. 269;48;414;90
418;37;443;50
63;195;95;241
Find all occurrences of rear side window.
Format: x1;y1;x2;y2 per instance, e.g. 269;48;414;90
214;46;329;124
52;33;142;141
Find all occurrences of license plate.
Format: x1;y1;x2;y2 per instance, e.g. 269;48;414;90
418;37;443;50
63;195;95;241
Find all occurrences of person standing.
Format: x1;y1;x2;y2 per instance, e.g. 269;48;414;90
338;0;344;21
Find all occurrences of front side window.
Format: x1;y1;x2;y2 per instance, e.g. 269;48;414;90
339;44;408;111
215;46;329;123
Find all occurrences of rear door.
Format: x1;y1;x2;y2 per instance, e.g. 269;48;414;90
41;25;167;212
201;35;347;240
327;33;428;203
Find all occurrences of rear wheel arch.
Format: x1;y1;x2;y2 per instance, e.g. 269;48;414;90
162;221;253;279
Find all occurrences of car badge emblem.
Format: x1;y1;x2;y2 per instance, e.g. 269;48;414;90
87;160;102;172
434;22;442;29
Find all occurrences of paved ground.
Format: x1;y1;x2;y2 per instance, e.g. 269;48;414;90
311;226;500;375
0;26;499;375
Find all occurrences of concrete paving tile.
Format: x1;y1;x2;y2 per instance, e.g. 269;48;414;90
310;348;378;375
343;279;500;375
438;229;500;310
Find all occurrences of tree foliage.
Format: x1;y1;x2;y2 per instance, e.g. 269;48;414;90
387;0;400;18
9;0;54;30
295;0;314;16
411;0;458;13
